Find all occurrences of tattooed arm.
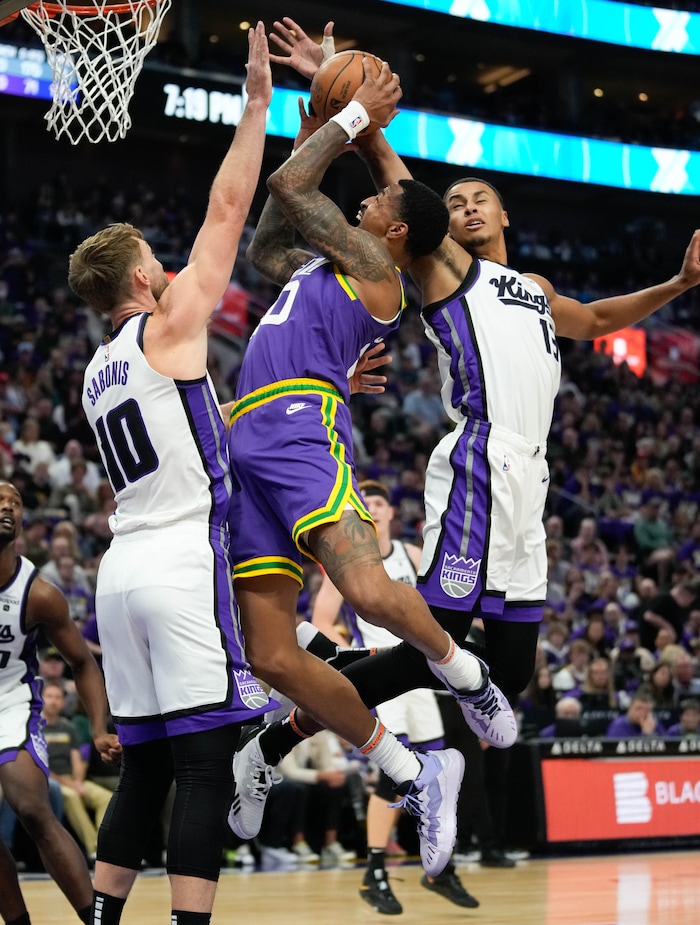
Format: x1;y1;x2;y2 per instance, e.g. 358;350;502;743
267;61;403;320
246;97;323;286
246;194;314;286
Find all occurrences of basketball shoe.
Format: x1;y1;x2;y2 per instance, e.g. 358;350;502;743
420;867;480;908
360;868;403;915
389;748;464;877
228;726;281;839
429;655;517;748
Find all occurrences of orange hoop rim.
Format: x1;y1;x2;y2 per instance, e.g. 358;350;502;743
26;0;160;14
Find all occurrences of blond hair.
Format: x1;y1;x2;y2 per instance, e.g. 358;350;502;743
68;222;143;315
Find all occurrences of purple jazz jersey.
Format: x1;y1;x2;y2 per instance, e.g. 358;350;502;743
234;256;404;400
230;387;372;586
230;257;405;583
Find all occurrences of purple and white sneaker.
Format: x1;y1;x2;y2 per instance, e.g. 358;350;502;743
389;748;464;877
431;655;518;748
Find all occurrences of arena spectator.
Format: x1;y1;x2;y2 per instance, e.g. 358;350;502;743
11;417;56;476
49;438;102;495
606;689;666;737
665;698;700;737
518;666;558;738
639;578;698;653
539;698;584;738
552;639;594;695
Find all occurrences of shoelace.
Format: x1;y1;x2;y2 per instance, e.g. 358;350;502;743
246;761;282;800
466;684;500;719
388;789;430;829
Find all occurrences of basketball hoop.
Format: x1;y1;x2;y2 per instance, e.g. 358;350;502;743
20;0;171;144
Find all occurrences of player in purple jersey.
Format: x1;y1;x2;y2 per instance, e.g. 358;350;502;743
241;16;700;712
227;59;517;878
67;25;272;925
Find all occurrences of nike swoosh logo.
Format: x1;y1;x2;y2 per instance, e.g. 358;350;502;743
542;476;550;483
286;403;311;416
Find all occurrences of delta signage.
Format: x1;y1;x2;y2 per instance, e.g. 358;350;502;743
542;757;700;841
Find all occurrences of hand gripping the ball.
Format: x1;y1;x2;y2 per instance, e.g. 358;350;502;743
352;58;402;132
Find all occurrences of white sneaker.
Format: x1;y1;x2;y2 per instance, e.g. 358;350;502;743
228;727;282;839
430;655;518;748
237;843;256;868
320;841;356;868
324;840;356;862
389;748;464;878
505;848;531;861
292;841;320;863
260;845;298;871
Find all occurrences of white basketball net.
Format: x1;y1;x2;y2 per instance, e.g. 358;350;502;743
21;0;171;144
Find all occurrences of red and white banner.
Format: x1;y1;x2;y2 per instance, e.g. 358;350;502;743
542;757;700;841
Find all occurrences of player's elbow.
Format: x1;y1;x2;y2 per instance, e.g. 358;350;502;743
267;166;286;199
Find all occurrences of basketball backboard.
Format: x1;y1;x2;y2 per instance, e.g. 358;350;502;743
0;1;30;26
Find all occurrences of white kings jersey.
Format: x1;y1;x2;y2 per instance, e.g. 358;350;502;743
422;258;562;446
349;541;417;649
0;556;43;712
81;313;231;535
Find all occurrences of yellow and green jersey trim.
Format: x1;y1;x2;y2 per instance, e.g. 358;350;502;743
291;390;374;562
231;388;376;577
230;378;343;425
233;556;304;588
334;264;408;318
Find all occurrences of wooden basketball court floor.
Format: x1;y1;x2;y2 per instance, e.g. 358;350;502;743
19;849;700;924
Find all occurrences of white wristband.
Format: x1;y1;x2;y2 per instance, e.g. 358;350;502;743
321;34;336;60
330;101;370;140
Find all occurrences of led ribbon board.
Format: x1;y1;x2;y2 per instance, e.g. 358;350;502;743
375;0;700;55
267;89;699;194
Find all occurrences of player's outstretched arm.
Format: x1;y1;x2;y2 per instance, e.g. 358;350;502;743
270;17;334;78
541;228;700;340
165;23;271;335
246;98;321;286
354;127;413;189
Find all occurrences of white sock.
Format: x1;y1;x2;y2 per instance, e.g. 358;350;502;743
431;636;484;691
296;621;319;649
360;720;421;784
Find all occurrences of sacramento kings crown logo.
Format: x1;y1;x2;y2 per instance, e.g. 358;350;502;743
234;669;270;710
439;553;481;598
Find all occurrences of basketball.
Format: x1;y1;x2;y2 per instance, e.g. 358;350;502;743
310;50;384;132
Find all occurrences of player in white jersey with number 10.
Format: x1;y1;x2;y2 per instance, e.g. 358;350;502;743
69;23;273;925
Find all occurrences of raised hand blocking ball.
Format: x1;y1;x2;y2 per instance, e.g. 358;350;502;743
310;50;384;132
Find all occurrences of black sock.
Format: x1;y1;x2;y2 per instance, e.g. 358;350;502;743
78;905;91;924
171;912;211;925
7;914;31;925
367;848;387;874
327;647;376;670
259;714;306;765
91;892;126;925
305;632;337;661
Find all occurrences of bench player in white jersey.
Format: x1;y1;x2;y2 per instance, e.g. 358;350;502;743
263;15;700;706
311;480;479;914
67;25;272;925
0;481;119;925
